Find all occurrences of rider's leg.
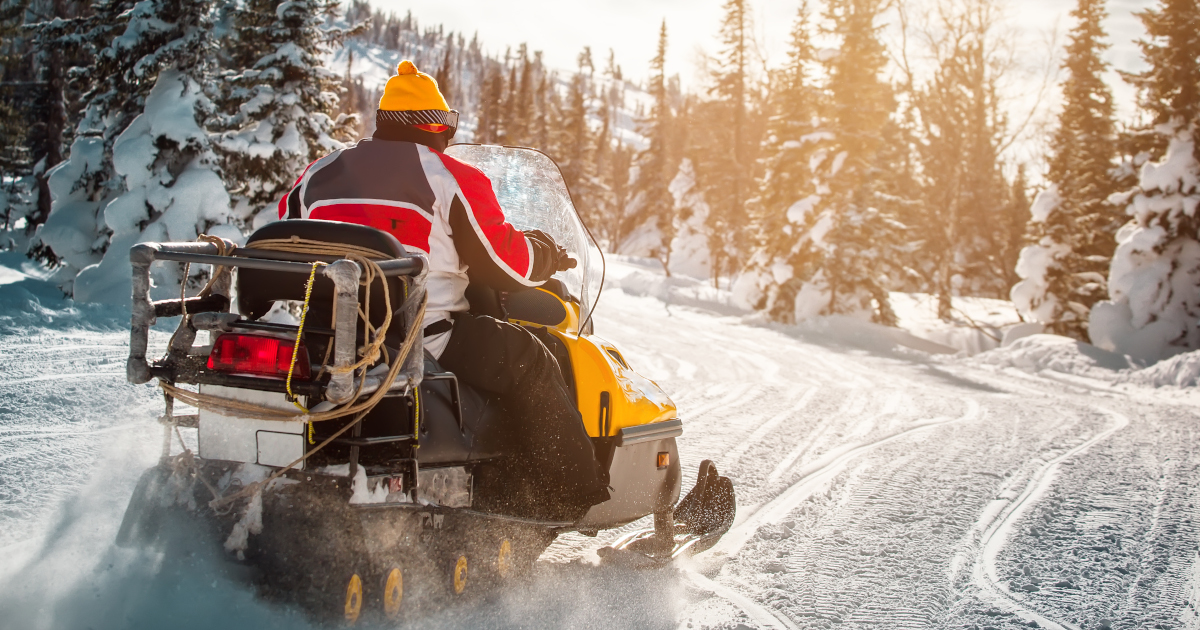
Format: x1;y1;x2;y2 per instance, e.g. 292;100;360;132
438;313;610;514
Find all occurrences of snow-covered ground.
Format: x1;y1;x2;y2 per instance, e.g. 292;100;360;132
1;257;1198;629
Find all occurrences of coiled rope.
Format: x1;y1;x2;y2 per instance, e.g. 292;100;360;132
154;232;427;508
157;234;428;508
160;235;425;424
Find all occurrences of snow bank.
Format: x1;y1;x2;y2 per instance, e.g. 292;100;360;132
0;251;127;333
972;334;1131;378
889;293;1023;356
605;257;745;316
1119;349;1200;388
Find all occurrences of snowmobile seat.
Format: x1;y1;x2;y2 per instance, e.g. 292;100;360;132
236;220;413;336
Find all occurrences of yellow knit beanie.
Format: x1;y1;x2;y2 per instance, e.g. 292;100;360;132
378;60;449;112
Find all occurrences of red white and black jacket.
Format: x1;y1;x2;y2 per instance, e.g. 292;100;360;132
277;138;559;355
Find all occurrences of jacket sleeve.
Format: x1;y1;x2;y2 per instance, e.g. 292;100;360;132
277;160;321;220
435;153;559;291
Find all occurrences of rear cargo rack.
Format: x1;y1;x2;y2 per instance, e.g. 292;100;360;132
126;239;429;409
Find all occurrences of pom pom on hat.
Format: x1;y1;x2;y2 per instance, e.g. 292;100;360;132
379;60;449;112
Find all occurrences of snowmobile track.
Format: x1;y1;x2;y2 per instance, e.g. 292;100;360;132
683;398;982;626
969;407;1131;630
703;397;982;564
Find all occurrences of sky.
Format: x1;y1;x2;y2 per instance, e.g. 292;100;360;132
367;0;1156;167
367;0;1153;90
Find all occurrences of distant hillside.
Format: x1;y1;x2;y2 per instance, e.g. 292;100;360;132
328;1;650;149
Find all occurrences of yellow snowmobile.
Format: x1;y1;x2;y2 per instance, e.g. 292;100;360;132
118;145;735;623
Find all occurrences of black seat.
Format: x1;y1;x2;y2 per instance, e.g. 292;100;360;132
237;220;410;332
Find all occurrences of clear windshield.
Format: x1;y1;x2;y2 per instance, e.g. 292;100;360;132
443;144;605;326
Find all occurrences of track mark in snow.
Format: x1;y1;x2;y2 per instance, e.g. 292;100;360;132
681;399;981;627
969;408;1131;630
711;398;981;562
682;383;761;427
765;390;870;484
6;371;125;386
683;571;800;630
722;386;818;471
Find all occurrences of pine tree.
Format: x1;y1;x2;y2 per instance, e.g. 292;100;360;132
212;0;358;228
7;0;86;248
698;0;757;282
435;35;455;105
37;0;232;301
475;61;505;144
734;1;824;320
556;47;594;206
1012;0;1120;339
1089;0;1200;362
626;20;676;270
780;0;905;324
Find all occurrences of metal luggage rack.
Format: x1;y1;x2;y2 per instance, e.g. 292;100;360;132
125;239;430;406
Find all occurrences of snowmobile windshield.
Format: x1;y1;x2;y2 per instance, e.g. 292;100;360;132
443;144;605;325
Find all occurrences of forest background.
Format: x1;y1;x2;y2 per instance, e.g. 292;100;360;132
1;0;1198;366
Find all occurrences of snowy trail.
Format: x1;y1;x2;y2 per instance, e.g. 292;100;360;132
969;408;1130;630
2;261;1200;629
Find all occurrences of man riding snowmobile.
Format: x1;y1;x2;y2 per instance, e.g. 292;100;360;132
276;60;608;520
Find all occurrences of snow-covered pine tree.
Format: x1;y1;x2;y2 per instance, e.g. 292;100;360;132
37;0;235;302
733;1;823;321
734;0;905;324
699;0;758;282
625;20;677;272
0;0;33;238
7;0;87;250
1089;0;1200;363
1012;0;1120;339
668;158;712;278
557;47;599;228
212;0;358;229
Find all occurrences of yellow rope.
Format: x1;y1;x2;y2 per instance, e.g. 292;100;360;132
157;234;426;512
159;233;425;425
286;261;326;412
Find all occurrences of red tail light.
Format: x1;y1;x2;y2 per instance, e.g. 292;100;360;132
207;333;311;380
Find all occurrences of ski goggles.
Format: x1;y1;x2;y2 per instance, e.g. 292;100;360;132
376;109;459;138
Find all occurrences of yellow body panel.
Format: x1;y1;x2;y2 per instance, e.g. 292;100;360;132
510;290;677;438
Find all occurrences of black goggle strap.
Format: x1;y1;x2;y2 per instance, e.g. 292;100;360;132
376;109;459;134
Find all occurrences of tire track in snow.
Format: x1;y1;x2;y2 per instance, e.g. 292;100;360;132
683;571;800;630
721;386;818;471
764;390;872;484
681;399;982;626
708;398;981;563
968;408;1131;630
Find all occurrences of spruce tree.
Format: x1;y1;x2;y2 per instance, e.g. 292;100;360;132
8;0;87;248
212;0;358;227
793;0;905;324
38;0;232;301
734;1;823;320
699;0;757;281
626;20;676;270
1089;0;1200;362
1012;0;1120;339
557;47;595;214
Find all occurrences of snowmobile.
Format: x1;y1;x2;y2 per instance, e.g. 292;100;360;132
117;145;735;623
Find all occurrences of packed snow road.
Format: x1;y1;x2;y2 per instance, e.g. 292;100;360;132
1;260;1198;629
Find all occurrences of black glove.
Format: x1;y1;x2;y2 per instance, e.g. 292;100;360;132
526;230;577;274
